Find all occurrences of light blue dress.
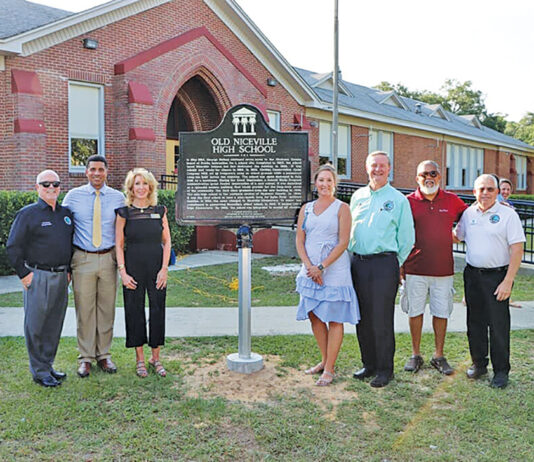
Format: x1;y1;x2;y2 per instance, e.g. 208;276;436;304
296;199;360;324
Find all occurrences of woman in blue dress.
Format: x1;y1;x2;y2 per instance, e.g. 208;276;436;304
296;164;360;386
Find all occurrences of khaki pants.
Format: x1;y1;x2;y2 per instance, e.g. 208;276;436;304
71;249;118;363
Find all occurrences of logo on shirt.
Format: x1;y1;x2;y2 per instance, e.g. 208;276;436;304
64;216;72;225
41;221;52;227
489;214;500;224
439;209;449;213
383;200;394;212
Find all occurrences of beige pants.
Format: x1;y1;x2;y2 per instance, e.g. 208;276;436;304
71;248;118;363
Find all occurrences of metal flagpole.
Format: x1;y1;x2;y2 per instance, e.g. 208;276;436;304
332;0;339;172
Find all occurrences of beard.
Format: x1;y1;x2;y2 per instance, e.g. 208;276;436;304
420;184;439;195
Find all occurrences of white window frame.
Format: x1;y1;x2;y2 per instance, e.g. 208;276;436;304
516;155;527;191
266;110;281;131
446;143;483;189
368;129;394;181
68;81;105;172
318;121;351;179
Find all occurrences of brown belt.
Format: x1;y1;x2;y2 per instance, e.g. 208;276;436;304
74;245;114;255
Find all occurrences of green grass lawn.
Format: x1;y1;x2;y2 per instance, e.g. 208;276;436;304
0;256;533;307
0;332;533;460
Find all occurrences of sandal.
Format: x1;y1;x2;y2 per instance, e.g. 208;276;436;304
148;359;167;377
315;370;335;387
136;360;148;378
304;362;325;375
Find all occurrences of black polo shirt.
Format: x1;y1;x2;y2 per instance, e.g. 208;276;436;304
6;198;74;278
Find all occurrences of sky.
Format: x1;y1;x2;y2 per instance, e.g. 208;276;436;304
31;0;534;122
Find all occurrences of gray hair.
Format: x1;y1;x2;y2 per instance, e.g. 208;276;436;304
416;160;440;174
35;169;59;185
366;151;390;166
474;174;499;189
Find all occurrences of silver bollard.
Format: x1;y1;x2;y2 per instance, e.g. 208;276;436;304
227;225;263;373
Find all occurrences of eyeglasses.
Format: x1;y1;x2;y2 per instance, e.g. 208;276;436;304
476;187;496;192
417;170;439;178
39;181;61;188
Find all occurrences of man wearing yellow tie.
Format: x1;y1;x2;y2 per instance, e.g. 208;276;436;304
63;155;125;377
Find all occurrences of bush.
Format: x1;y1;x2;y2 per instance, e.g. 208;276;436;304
0;191;39;275
0;189;193;276
510;194;534;201
158;190;194;253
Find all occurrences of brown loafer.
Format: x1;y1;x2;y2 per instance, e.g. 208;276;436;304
98;358;117;374
77;362;91;378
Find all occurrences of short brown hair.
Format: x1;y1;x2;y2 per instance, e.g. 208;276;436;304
313;163;338;184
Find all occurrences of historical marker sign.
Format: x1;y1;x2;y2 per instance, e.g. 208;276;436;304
176;104;309;226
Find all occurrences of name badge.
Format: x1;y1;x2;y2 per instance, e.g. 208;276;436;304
41;221;52;227
150;213;161;219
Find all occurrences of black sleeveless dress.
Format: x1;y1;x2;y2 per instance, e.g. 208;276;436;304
116;205;166;348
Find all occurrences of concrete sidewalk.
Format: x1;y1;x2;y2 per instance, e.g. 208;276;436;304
1;250;533;337
1;302;533;337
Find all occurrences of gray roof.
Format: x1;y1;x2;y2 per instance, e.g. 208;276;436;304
295;67;533;151
0;0;73;39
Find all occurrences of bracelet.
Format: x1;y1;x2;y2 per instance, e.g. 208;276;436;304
118;264;125;270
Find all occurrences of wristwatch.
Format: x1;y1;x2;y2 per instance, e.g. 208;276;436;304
317;263;324;271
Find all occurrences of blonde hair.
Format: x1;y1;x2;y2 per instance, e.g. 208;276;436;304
123;168;158;206
314;163;338;185
366;151;390;166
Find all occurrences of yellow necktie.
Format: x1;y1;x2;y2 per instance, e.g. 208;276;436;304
92;190;102;248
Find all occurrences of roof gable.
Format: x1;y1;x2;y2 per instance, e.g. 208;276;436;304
378;91;409;110
428;104;450;121
310;72;353;97
460;114;483;129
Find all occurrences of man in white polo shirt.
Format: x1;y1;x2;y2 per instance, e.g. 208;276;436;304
454;174;525;389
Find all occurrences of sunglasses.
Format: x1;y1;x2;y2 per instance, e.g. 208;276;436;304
417;170;439;178
39;181;61;188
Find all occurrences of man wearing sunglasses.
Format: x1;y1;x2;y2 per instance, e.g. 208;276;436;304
401;161;467;376
6;170;74;387
454;174;525;389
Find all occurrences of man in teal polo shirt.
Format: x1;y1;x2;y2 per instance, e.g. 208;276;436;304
350;151;415;387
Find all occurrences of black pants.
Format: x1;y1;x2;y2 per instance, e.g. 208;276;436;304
464;265;510;374
351;253;399;376
123;247;166;348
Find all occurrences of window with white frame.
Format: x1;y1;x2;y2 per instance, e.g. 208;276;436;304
318;121;351;178
68;82;104;170
516;155;527;190
368;129;394;181
446;143;483;189
266;110;281;131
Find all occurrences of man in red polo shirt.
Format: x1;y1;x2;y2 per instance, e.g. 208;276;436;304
401;160;467;375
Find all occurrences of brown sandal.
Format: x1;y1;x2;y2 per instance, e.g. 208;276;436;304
149;359;167;377
136;361;148;378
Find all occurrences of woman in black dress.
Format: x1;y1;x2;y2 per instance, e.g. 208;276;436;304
115;168;171;377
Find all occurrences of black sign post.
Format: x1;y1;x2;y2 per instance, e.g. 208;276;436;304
176;104;310;373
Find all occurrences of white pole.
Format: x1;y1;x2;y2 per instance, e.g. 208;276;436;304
332;0;339;172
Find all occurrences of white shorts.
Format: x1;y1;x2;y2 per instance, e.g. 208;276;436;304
404;274;454;319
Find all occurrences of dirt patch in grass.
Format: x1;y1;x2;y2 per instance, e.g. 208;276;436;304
176;354;356;418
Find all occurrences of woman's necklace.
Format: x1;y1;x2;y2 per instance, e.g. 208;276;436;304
132;202;150;213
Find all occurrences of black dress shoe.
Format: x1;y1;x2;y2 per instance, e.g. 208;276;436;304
353;367;376;380
77;362;91;378
490;372;509;389
98;358;117;374
51;369;67;381
33;375;60;387
466;364;487;380
370;373;394;388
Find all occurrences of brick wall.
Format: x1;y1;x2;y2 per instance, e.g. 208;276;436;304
0;0;304;190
